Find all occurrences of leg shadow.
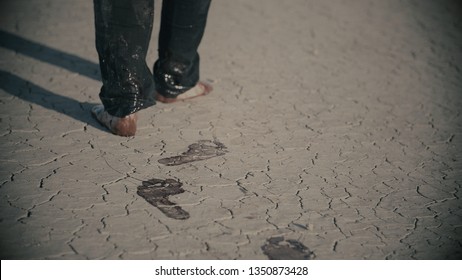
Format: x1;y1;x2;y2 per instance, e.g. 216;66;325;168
0;70;103;131
0;30;100;81
0;30;107;131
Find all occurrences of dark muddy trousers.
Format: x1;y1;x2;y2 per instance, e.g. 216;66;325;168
94;0;211;117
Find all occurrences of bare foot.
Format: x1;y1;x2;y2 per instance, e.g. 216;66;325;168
156;81;213;103
91;105;137;136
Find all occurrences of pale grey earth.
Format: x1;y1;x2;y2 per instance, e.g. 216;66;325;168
0;0;461;259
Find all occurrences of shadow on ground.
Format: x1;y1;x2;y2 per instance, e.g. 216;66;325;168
0;30;100;81
0;30;105;131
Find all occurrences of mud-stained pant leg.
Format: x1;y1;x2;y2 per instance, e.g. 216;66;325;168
94;0;156;117
154;0;212;98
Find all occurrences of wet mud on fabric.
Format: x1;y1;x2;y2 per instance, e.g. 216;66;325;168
154;0;212;98
137;178;190;220
93;0;212;117
94;0;156;117
262;237;314;260
158;140;228;166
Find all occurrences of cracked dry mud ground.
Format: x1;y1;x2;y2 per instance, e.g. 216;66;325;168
1;0;462;260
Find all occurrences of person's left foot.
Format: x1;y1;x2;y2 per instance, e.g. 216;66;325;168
156;81;213;103
91;105;137;137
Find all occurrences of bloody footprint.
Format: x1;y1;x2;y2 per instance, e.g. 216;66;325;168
158;140;228;166
137;178;189;220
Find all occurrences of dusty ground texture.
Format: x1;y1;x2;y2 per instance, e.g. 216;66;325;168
0;0;461;260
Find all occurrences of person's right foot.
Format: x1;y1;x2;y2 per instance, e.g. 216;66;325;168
91;105;137;137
